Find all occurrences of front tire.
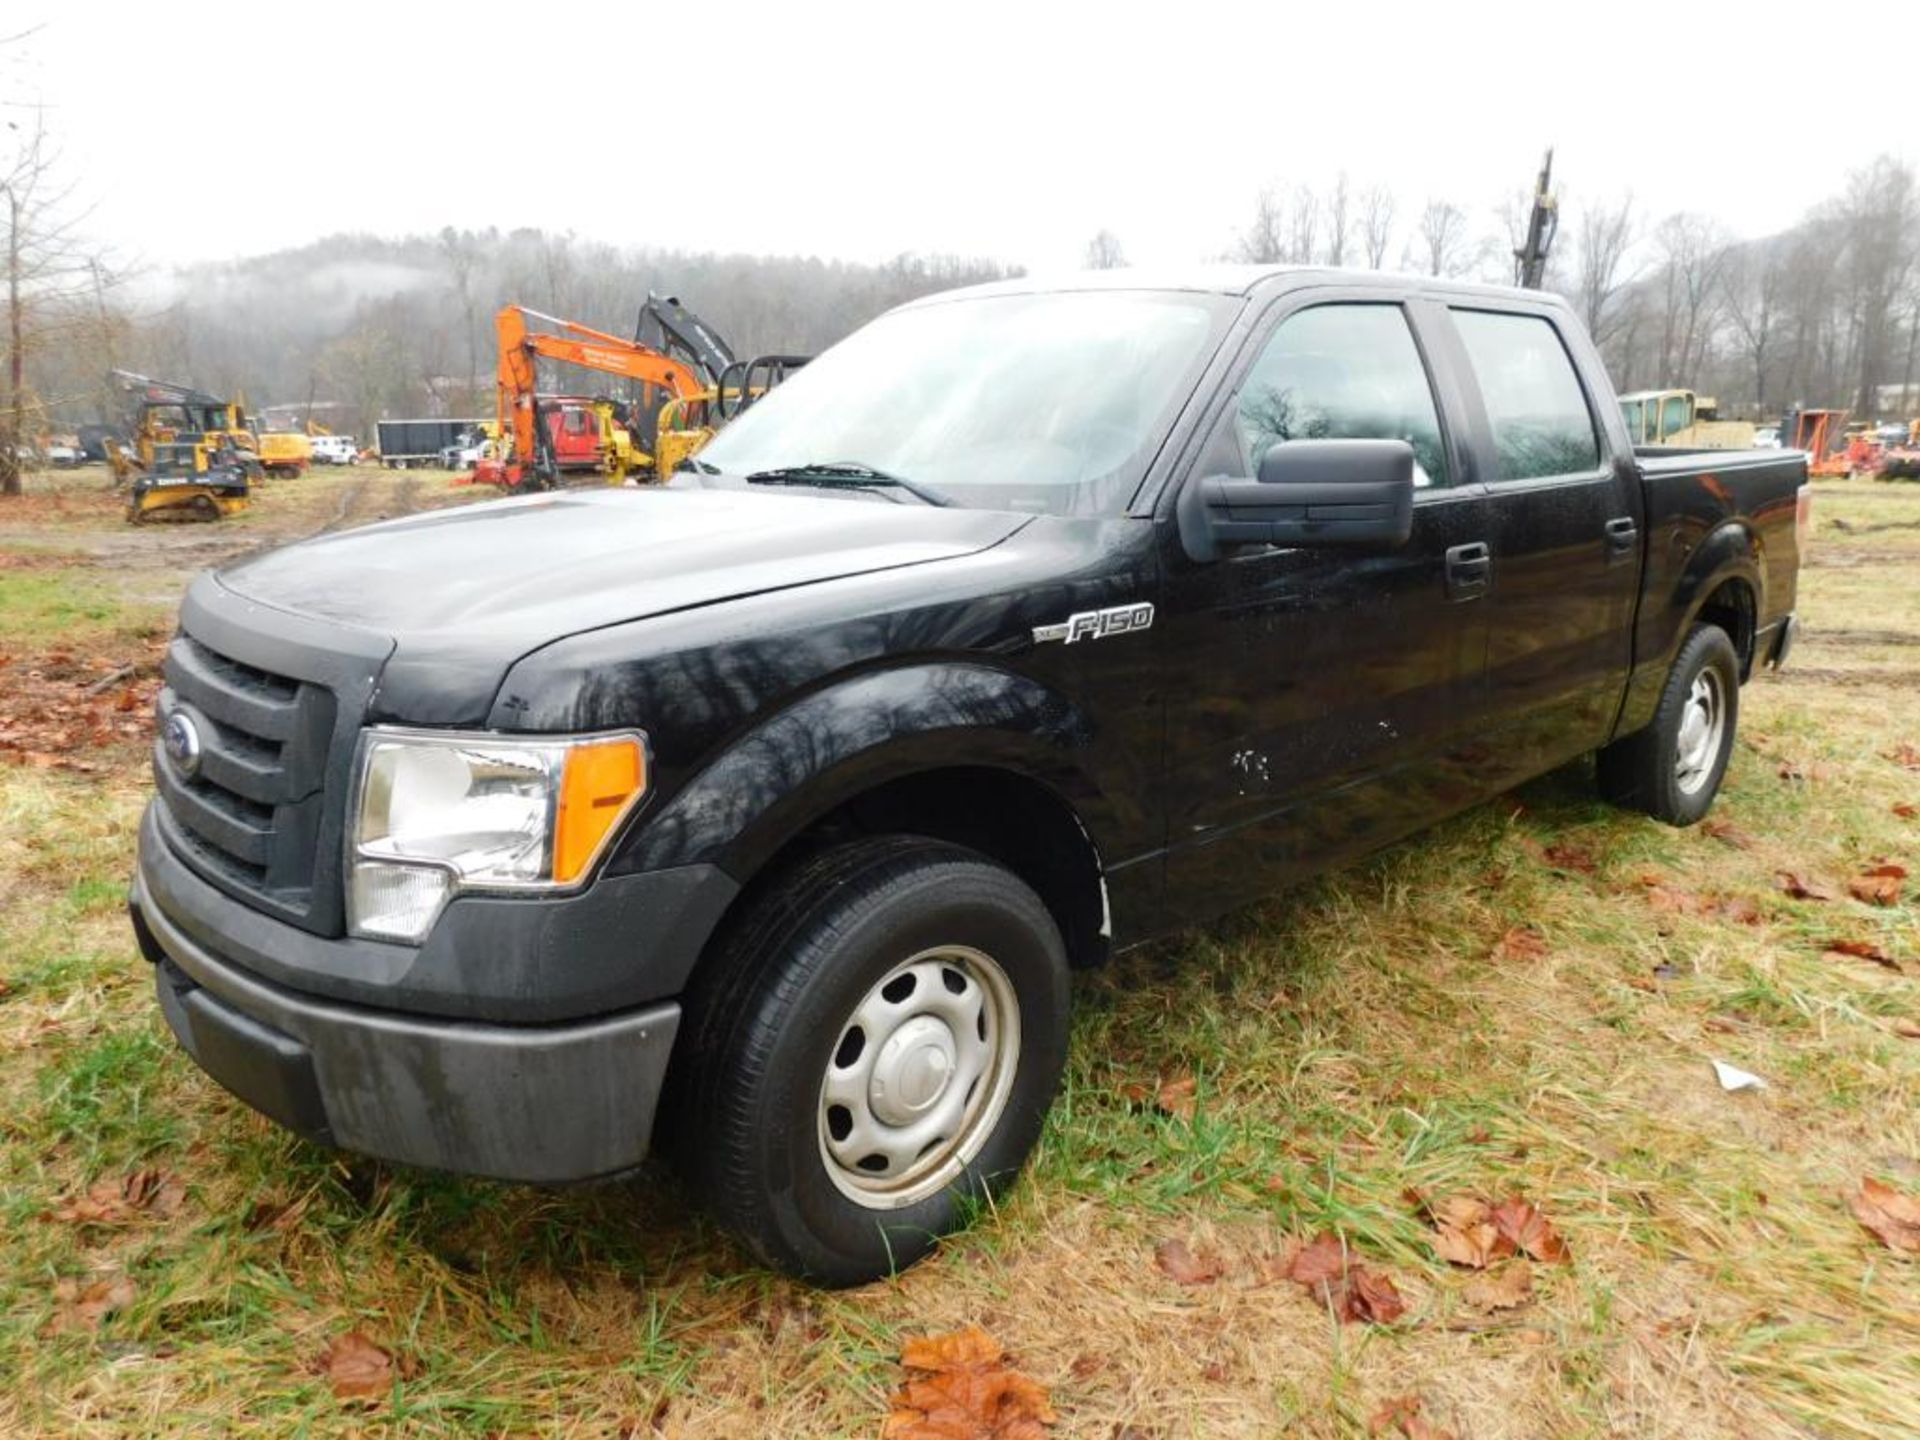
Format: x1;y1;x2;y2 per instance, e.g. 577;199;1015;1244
667;837;1070;1287
1598;622;1740;825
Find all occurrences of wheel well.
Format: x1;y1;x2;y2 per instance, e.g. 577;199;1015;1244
1695;578;1757;677
726;766;1110;970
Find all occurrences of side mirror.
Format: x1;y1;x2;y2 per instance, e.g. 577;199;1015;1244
1179;438;1415;560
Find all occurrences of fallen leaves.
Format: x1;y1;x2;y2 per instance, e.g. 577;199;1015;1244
885;1327;1056;1439
49;1273;135;1333
1541;841;1598;874
1285;1234;1406;1325
1776;871;1837;902
1415;1193;1570;1267
1493;925;1548;962
1847;864;1907;908
1154;1237;1224;1286
0;641;165;773
1823;938;1901;971
1120;1073;1197;1120
1463;1261;1535;1312
1895;803;1918;820
1700;818;1757;850
321;1331;397;1402
1368;1394;1457;1440
1884;744;1920;771
49;1168;186;1227
1850;1178;1920;1254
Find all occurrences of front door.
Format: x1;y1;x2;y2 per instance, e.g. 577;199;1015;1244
1157;295;1493;927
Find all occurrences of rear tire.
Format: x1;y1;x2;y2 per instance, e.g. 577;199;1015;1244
666;836;1070;1287
1598;623;1740;825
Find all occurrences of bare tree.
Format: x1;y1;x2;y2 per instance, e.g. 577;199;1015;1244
439;227;484;411
1834;156;1918;415
1285;183;1319;265
1413;200;1471;278
1569;195;1636;345
1722;242;1786;408
1235;187;1285;265
1652;213;1730;384
1083;229;1126;270
2;111;98;497
1323;173;1350;266
1358;185;1396;269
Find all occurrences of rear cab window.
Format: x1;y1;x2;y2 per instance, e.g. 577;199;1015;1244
1450;309;1601;482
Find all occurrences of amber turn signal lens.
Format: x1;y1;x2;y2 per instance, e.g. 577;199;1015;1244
552;735;647;883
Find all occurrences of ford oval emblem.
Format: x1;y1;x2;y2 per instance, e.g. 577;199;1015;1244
162;710;203;778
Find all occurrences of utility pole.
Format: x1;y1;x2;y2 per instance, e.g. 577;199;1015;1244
3;181;22;497
1514;148;1559;291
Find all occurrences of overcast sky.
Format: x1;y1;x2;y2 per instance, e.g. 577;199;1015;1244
6;0;1914;275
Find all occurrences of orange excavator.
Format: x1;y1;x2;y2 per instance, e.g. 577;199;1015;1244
473;306;708;490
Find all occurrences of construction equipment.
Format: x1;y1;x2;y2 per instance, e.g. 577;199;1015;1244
1781;408;1854;476
254;430;313;477
109;370;266;482
1513;148;1558;290
1618;390;1757;449
475;306;709;489
474;301;812;490
126;440;251;524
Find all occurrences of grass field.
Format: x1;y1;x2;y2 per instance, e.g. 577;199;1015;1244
1;465;1917;1438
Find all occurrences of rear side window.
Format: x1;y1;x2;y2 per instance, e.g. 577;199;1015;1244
1235;303;1450;487
1451;310;1601;481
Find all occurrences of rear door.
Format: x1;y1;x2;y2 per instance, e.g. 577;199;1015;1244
1156;292;1494;926
1440;305;1641;784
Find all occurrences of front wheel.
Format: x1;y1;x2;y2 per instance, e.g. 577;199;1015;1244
667;837;1070;1286
1598;622;1740;825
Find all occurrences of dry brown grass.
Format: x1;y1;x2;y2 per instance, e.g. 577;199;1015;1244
1;475;1917;1437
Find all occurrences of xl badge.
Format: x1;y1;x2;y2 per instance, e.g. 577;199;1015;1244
1034;602;1155;645
162;710;203;778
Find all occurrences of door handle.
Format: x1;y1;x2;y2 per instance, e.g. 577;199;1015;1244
1604;516;1639;564
1445;541;1491;600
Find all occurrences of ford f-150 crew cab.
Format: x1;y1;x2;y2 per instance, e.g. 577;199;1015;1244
130;267;1806;1286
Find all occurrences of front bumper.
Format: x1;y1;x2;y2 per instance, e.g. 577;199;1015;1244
132;814;692;1184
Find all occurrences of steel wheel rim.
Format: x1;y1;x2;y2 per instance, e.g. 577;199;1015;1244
816;945;1021;1210
1674;667;1726;795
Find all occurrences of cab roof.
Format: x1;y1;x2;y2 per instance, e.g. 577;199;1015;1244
901;264;1572;310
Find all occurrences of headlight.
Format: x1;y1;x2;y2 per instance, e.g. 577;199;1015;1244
347;728;648;943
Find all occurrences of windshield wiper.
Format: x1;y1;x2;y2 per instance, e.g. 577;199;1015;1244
745;461;954;508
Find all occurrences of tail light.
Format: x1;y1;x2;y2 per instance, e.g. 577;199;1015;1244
1795;484;1812;550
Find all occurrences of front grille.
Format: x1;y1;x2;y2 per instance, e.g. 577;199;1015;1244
155;634;338;922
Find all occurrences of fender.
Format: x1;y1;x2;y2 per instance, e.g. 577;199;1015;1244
609;661;1110;882
1618;517;1764;737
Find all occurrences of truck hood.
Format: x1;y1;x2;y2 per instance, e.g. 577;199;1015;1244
215;487;1030;724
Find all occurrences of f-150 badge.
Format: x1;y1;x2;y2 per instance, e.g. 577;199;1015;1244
1034;602;1155;645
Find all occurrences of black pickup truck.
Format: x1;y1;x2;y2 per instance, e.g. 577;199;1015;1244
130;268;1806;1285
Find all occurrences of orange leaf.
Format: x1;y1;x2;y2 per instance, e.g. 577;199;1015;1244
322;1331;395;1402
1490;1197;1570;1264
888;1326;1056;1439
1776;872;1836;902
1368;1393;1457;1440
1464;1260;1535;1311
1542;842;1597;874
1824;938;1900;971
1155;1074;1197;1120
49;1273;135;1333
1700;819;1756;850
1425;1194;1508;1270
1848;873;1904;907
1495;925;1548;961
1895;803;1918;819
1850;1178;1920;1254
1155;1237;1224;1286
1343;1264;1407;1324
1287;1233;1349;1293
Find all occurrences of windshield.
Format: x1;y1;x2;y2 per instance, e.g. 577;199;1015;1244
694;290;1233;516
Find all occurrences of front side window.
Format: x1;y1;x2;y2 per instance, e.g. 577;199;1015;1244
1234;304;1450;487
1451;309;1601;480
1660;393;1691;439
